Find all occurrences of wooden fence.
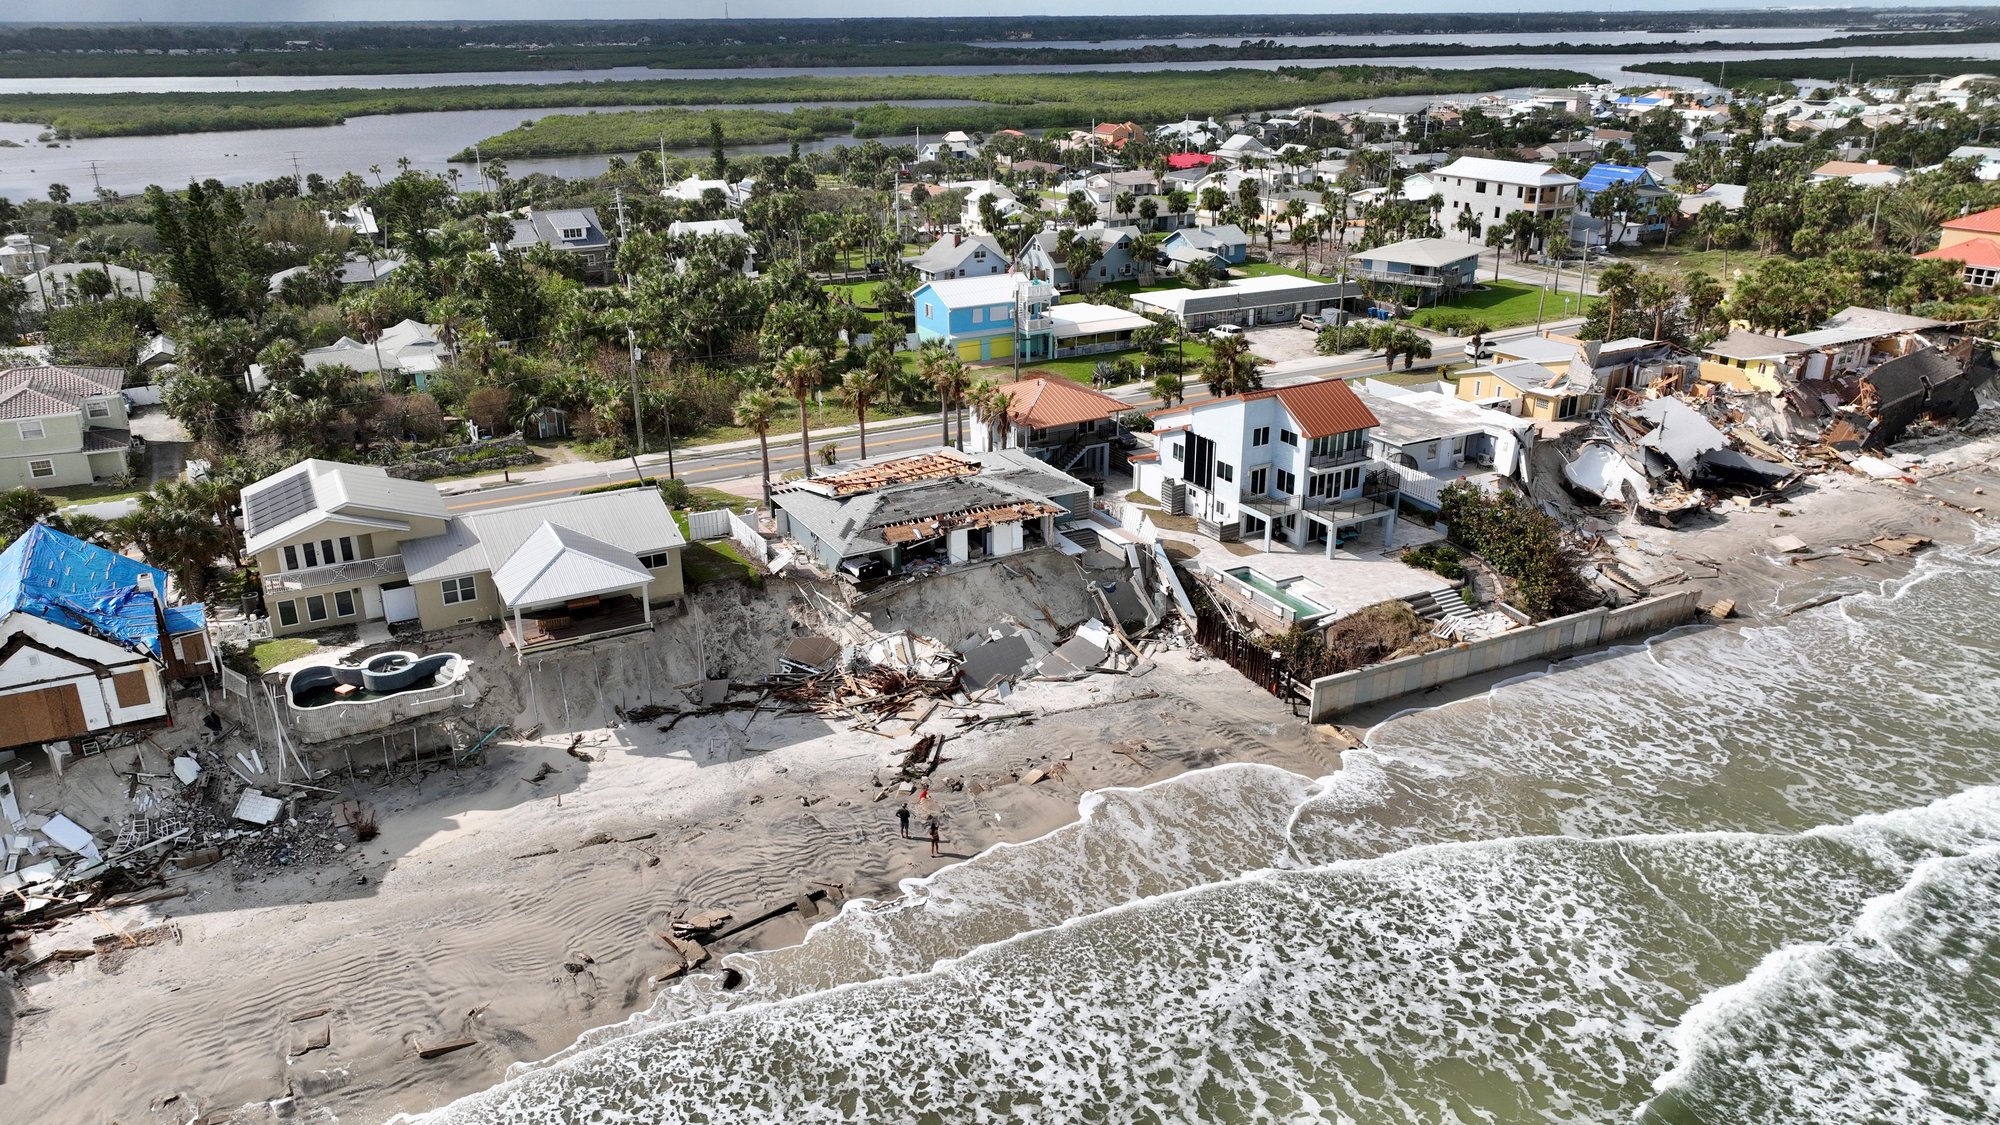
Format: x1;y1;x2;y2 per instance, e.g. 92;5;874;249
1192;602;1300;703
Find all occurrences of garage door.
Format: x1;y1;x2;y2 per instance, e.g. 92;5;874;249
989;335;1013;360
956;339;982;362
0;684;88;747
383;585;420;624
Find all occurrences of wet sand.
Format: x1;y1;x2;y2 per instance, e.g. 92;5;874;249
1;648;1332;1124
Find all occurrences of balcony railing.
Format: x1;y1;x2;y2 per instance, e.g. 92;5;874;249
1351;266;1446;288
1242;488;1400;524
1022;316;1055;333
1308;446;1372;470
262;554;405;595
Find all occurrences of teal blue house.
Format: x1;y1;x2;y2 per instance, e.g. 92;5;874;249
913;274;1058;364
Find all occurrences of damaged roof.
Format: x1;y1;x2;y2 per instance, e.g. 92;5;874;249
1704;329;1813;361
0;523;205;659
1631;397;1729;477
774;448;1088;560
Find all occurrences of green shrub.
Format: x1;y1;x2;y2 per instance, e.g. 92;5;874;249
1436;481;1590;618
1401;542;1464;581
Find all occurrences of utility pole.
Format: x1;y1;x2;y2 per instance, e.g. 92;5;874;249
287;151;303;194
86;160;102;195
627;326;648;479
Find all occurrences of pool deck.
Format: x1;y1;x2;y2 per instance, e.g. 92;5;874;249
1166;516;1454;621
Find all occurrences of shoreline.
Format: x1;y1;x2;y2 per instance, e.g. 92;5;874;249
6;436;1999;1124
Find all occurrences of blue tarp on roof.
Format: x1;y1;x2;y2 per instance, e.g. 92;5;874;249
1578;164;1657;194
0;523;205;659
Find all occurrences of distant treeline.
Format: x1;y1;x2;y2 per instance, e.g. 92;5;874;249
454;67;1600;160
5;27;2000;79
1637;55;2000;86
0;11;1951;53
0;65;1596;142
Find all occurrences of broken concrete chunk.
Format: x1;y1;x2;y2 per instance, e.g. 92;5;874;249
1768;534;1810;554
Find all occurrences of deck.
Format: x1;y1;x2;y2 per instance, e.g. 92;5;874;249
501;595;653;656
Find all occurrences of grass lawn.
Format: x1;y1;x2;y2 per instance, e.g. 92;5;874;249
1409;279;1597;331
250;637;317;673
1234;261;1338;283
826;279;882;307
1609;243;1765;283
671;511;763;588
1016;340;1213;387
49;481;152;505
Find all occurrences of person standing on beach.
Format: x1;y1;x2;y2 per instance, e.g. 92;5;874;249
927;816;941;858
897;803;912;839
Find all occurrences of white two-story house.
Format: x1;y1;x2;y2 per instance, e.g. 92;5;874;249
1430;157;1577;244
1133;377;1401;555
0;365;131;491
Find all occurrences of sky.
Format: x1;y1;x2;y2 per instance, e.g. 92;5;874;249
0;2;1975;21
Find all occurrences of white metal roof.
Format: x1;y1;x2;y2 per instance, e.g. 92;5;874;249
242;459;448;556
1356;237;1482;269
491;522;652;608
1050;303;1154;337
1436;156;1578;186
400;487;684;583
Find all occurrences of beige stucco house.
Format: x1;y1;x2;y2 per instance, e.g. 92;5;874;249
399;488;685;659
0;365;132;490
244;459;453;637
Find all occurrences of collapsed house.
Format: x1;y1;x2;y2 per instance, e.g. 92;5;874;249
771;448;1092;580
0;524;215;767
1563;306;1992;523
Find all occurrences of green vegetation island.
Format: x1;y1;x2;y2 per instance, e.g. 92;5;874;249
1639;55;2000;90
0;65;1598;143
0;10;1984;78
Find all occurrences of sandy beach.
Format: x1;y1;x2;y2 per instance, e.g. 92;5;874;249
7;430;2000;1124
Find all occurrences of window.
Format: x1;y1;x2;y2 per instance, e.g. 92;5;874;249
1216;462;1235;484
442;576;477;605
1276;469;1296;495
1251;426;1270;447
334;590;356;618
994;305;1012;322
86;400;110;419
302;541;318;568
283;545;300;571
1248;466;1268;494
306;594;328;622
923;303;934;319
1279;429;1298;446
560;226;585;240
639;550;674;569
1169;442;1183;462
1475;180;1487;194
1308;473;1334;499
277;600;299;627
1493;207;1501;220
1336;466;1362;493
339;537;356;562
17;420;44;441
321;539;336;565
27;459;54;479
1968;266;1998;289
1472;380;1484;396
971;307;985;324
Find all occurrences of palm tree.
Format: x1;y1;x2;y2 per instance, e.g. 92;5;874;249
1152;370;1185;407
773;346;826;478
124;482;232;601
966;377;1011;450
733;387;781;511
1390;327;1431;370
839;366;889;460
1203;334;1261;397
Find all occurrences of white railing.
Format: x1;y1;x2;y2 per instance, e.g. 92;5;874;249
727;510;771;565
262;554;405;595
220;666;250;698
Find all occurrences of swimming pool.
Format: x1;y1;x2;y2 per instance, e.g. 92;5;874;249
1222;567;1333;622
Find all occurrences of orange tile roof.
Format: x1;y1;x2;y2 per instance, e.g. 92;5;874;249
1919;236;2000;268
1813;160;1900;178
1942;205;2000;234
997;374;1129;429
1245;378;1380;439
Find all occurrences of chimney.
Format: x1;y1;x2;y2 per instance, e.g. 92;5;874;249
953;232;962;247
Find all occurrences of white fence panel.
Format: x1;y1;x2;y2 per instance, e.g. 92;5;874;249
686;508;733;541
220;666;249;698
726;510;771;565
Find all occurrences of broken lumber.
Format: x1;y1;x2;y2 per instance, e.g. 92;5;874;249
416;1038;476;1060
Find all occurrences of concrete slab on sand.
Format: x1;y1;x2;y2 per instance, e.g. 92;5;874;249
1167;516;1455;620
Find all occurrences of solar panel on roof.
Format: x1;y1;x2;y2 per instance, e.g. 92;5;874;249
242;468;317;537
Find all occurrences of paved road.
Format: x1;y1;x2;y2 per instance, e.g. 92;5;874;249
442;319;1577;513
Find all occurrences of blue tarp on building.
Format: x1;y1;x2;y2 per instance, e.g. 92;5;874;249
0;523;205;660
1577;164;1658;194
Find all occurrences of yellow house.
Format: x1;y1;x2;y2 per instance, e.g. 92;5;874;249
398;488;685;661
1698;329;1812;393
1487;333;1581;375
244;459;453;637
1458;359;1595;422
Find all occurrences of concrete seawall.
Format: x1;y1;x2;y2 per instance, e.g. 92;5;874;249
1305;591;1702;722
